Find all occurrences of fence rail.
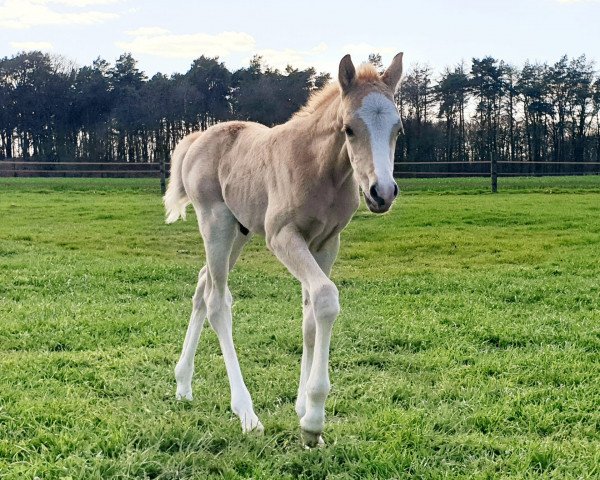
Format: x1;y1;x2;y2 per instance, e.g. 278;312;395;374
394;160;600;182
0;161;170;182
1;159;599;193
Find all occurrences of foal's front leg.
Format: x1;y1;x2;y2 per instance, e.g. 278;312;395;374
269;226;340;447
295;287;315;420
296;235;340;421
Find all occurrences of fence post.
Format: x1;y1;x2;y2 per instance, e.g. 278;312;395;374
159;146;166;195
491;151;498;193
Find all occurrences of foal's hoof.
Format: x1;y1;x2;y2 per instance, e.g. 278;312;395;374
175;387;193;401
241;414;264;435
301;429;325;448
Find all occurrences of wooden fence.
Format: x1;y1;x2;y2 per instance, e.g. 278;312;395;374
394;161;600;177
0;159;170;193
0;161;166;177
1;159;599;193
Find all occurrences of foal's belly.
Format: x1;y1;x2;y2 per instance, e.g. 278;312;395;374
223;183;357;247
222;181;269;236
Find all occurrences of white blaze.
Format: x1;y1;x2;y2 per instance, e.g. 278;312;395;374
356;92;399;187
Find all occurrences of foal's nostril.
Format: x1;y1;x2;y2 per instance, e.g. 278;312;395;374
369;184;377;199
369;184;386;207
393;183;399;198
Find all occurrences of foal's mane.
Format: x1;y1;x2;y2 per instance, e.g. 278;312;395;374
294;63;382;118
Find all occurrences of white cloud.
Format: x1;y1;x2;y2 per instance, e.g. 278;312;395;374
116;26;401;75
117;27;336;73
255;43;330;71
10;41;54;51
116;28;256;59
48;0;122;6
125;26;170;36
0;0;121;29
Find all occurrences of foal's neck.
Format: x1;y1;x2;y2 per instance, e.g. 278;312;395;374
295;91;352;188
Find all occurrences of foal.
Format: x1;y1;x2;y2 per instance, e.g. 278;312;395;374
164;53;403;447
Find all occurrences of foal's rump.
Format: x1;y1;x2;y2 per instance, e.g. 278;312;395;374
164;121;271;230
163;123;246;223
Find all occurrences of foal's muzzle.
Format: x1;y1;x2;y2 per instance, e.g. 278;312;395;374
365;182;399;213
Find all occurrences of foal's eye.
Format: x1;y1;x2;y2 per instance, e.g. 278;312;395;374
343;125;354;137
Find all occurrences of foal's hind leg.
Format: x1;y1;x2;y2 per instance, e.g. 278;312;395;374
200;203;263;433
175;228;250;401
175;266;208;400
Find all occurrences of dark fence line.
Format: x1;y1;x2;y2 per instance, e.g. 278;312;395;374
0;160;169;178
1;159;599;194
394;161;600;177
3;159;600;177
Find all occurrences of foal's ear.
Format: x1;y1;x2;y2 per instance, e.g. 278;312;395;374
338;54;356;95
382;52;404;92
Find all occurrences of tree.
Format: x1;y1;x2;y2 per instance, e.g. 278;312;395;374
72;57;114;161
232;56;328;126
566;55;596;162
111;53;147;162
517;62;553;162
0;56;16;158
470;56;508;172
503;64;518;162
368;53;384;74
436;64;470;161
397;64;436;162
184;56;231;131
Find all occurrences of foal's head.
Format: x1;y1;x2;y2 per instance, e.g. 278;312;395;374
338;53;404;213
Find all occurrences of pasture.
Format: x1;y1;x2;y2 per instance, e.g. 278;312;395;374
0;177;599;479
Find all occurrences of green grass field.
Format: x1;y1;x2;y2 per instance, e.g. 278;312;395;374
0;176;599;479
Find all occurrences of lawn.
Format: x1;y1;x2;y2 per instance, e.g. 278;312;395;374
0;176;599;479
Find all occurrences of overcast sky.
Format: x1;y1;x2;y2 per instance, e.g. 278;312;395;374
1;0;599;77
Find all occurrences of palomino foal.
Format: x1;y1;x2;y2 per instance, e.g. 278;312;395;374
164;53;404;447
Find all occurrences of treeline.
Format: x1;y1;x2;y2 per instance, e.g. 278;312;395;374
0;51;599;167
392;54;600;165
0;51;329;163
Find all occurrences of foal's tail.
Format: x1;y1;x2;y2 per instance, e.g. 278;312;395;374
163;132;200;224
